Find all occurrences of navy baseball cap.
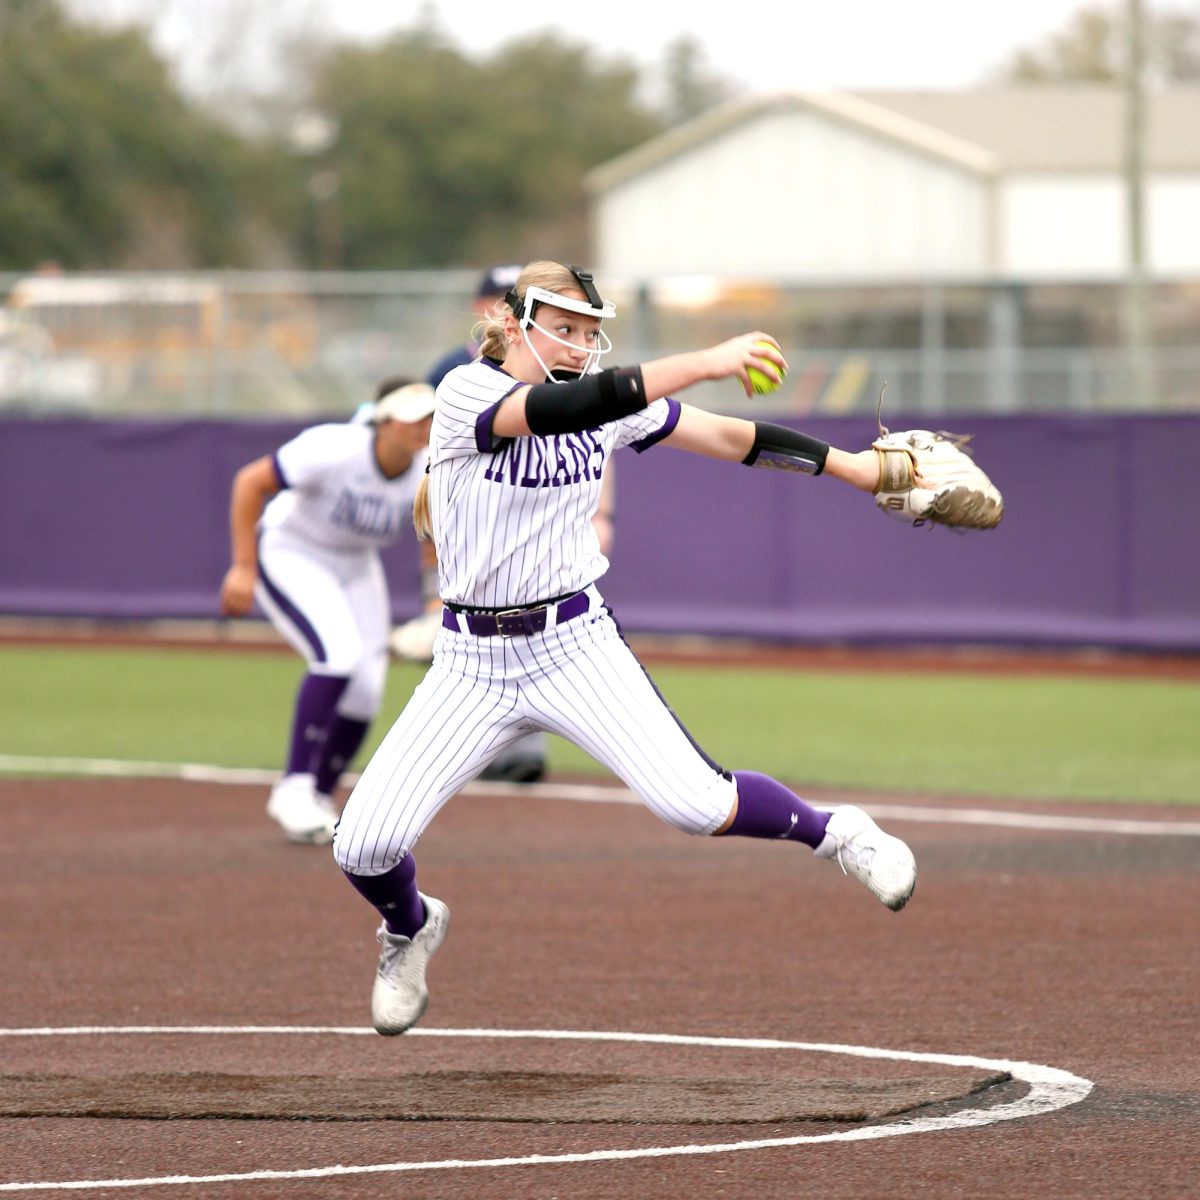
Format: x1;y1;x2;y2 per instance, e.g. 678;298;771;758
477;264;522;298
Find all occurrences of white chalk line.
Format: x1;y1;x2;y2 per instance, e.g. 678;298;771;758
1;754;1197;836
0;1025;1093;1192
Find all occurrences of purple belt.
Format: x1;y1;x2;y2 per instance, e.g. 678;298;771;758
442;590;591;638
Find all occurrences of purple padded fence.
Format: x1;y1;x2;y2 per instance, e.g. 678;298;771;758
2;414;1196;651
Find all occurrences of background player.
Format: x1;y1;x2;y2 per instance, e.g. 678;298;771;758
332;261;917;1035
219;378;436;844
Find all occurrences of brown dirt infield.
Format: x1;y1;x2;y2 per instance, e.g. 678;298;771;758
1;774;1197;1198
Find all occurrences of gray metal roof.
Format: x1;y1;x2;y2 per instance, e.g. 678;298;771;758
585;86;1200;194
585;91;997;193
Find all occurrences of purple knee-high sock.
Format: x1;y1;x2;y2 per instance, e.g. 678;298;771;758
342;854;427;937
314;715;371;796
285;673;350;776
724;771;831;849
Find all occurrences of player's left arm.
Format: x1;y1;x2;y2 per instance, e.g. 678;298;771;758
660;405;754;460
663;405;879;490
490;335;785;439
219;455;282;617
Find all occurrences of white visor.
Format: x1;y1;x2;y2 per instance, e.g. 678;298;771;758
371;382;436;424
519;285;616;324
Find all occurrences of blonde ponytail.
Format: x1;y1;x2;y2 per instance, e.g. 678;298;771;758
412;473;433;542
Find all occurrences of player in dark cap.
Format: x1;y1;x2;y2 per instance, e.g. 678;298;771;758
425;264;524;396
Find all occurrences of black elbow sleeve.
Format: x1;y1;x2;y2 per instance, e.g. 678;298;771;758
742;421;829;475
525;367;646;435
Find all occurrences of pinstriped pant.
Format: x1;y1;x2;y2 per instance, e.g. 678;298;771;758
333;587;736;875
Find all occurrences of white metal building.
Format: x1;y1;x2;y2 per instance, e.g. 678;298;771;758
584;86;1200;282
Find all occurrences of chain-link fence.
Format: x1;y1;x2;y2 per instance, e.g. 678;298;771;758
2;270;1197;418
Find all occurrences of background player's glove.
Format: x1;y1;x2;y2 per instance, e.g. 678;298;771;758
388;611;441;663
872;427;1004;529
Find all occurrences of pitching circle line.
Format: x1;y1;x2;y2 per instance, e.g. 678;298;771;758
0;1025;1094;1193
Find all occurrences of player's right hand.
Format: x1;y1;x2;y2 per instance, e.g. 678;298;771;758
219;564;257;617
705;333;786;395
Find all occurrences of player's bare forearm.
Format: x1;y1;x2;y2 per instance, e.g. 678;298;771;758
228;458;280;567
638;351;716;400
642;334;784;402
229;487;264;568
664;405;755;460
824;448;880;492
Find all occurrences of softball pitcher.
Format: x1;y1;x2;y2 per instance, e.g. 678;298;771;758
333;262;917;1035
219;379;436;844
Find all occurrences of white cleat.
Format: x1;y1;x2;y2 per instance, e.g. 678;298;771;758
814;805;916;911
266;774;337;845
371;893;450;1036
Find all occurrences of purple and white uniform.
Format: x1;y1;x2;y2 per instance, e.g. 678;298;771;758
335;359;738;875
256;422;425;722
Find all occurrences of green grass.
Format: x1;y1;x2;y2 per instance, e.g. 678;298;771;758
2;644;1198;805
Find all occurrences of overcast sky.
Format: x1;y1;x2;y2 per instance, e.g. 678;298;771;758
67;0;1123;98
292;0;1100;89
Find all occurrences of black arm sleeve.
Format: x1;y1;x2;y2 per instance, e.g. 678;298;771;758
741;421;829;475
524;367;646;435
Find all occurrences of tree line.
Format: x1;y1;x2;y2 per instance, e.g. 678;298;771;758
0;0;731;272
2;0;1197;273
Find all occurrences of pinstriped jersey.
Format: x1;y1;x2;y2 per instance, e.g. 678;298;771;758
430;357;679;607
260;422;426;552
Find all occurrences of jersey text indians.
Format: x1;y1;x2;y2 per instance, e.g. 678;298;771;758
482;429;605;488
329;488;412;537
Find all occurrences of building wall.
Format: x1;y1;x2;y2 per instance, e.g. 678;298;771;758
592;109;990;280
1148;177;1200;273
1000;176;1125;277
1001;174;1200;277
593;112;1200;282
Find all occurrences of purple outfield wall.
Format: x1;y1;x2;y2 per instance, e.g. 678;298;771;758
1;414;1197;651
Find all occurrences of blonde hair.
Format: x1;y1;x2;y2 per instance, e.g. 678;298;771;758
475;260;583;360
413;472;433;541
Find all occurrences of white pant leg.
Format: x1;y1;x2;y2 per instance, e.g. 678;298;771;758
334;590;736;875
256;531;364;675
511;606;735;835
333;659;526;874
337;551;390;720
257;533;388;719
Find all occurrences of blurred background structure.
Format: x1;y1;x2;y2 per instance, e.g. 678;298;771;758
3;0;1200;417
8;267;1200;418
2;0;1198;649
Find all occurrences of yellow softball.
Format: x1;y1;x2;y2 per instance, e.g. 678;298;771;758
747;341;786;394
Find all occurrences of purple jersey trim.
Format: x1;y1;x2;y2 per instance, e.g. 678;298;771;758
270;452;290;489
474;381;526;453
630;397;681;453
